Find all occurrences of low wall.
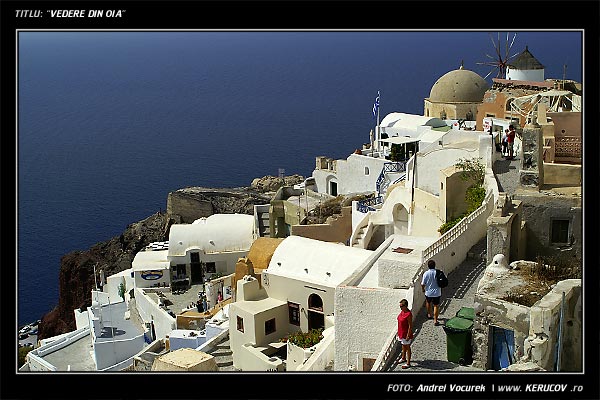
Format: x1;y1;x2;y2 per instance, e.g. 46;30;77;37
28;327;91;371
296;327;335;371
543;162;581;186
237;343;285;371
94;334;146;370
135;287;176;339
34;327;90;358
334;285;410;371
525;279;582;371
196;328;229;353
472;292;531;370
291;206;352;243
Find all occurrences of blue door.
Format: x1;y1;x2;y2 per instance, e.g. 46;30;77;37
491;326;515;370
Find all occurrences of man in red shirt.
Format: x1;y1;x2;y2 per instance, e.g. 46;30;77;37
507;124;516;159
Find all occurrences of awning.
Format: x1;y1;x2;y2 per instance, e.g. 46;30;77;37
379;137;420;145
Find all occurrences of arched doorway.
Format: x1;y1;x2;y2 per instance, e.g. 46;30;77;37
307;293;325;331
393;203;409;234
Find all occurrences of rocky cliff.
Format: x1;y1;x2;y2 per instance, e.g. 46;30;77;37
37;176;302;340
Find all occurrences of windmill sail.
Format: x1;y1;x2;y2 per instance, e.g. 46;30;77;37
477;32;518;80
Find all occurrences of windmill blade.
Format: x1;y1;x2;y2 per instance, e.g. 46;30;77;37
489;33;500;57
505;32;509;60
509;33;517;51
483;67;497;81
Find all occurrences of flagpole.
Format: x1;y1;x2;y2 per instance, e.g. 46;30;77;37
376;93;380;156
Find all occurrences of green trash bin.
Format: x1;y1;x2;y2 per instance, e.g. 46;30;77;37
443;316;473;365
456;307;475;321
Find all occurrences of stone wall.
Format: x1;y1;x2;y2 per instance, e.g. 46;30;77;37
513;191;582;261
167;187;271;224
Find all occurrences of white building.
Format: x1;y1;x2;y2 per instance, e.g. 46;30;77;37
131;248;170;289
333;127;499;371
311;112;449;197
506;46;545;82
168;213;256;287
228;235;373;371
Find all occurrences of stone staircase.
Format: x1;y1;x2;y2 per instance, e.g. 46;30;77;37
351;225;368;247
208;337;236;371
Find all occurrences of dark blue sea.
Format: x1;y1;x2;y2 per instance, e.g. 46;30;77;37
17;31;582;326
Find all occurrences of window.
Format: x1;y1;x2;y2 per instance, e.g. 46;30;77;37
237;316;244;333
551;219;570;244
175;264;186;278
308;294;323;312
364;167;370;176
205;262;216;273
265;318;276;335
190;252;200;263
288;302;300;326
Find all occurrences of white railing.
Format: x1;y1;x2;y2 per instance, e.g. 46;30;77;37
421;191;494;263
372;328;399;371
373;191;494;371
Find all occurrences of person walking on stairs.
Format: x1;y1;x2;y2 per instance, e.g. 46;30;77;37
421;259;442;326
397;298;414;369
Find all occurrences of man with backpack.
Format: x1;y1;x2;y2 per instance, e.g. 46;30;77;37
421;259;446;326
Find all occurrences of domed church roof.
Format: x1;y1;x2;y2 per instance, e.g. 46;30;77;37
428;64;488;103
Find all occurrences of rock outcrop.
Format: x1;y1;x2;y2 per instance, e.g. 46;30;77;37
38;177;297;340
250;174;304;193
167;187;272;224
38;212;170;340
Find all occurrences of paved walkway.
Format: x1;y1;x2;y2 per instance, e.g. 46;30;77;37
493;154;521;196
391;237;487;372
389;153;521;372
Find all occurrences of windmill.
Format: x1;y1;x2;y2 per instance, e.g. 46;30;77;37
477;32;518;80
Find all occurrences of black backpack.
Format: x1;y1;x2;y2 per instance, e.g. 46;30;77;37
435;269;448;288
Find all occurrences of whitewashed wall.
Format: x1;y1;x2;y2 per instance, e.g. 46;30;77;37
229;305;257;369
105;270;134;301
264;274;333;333
415;147;479;196
134;287;176;340
506;68;544;82
296;325;335;371
237;343;285;371
337;154;389;195
94;334;145;371
410;188;443;237
334;286;410;371
312;169;336;196
370;185;412;226
135;269;170;289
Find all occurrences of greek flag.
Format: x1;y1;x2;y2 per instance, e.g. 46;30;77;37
372;91;380;118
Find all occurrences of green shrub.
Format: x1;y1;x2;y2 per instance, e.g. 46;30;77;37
438;214;465;234
118;281;126;301
280;328;324;349
465;185;486;213
18;346;33;368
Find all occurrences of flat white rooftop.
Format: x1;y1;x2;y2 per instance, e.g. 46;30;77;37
39;333;96;371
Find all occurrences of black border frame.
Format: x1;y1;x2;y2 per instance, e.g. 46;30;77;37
2;1;598;400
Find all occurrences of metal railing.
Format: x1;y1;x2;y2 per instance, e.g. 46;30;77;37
356;195;383;213
376;161;407;195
